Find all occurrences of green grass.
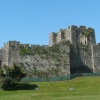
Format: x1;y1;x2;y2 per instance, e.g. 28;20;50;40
0;76;100;100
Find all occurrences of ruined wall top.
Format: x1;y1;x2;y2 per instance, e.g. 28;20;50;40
0;41;49;51
0;25;96;49
49;25;96;46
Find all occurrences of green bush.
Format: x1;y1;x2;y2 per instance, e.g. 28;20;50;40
1;76;14;90
0;64;26;90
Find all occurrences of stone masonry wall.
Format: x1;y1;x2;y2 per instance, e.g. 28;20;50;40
78;44;93;71
6;40;70;78
8;41;20;67
0;43;9;66
92;44;100;72
49;32;57;47
70;44;93;73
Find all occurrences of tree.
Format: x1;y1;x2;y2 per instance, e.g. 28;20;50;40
0;64;26;90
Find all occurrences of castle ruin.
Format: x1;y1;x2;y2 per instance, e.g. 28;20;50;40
0;25;100;77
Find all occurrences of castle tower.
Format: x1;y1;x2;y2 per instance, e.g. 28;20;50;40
0;41;20;67
49;25;80;46
8;41;20;67
49;25;96;47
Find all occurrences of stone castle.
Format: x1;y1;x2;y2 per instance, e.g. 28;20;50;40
0;25;100;77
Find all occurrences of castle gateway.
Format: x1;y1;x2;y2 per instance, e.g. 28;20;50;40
0;25;100;78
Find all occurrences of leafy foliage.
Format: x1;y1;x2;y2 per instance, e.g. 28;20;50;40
9;64;26;81
1;76;14;90
20;45;49;55
20;44;30;55
0;64;26;90
84;28;93;37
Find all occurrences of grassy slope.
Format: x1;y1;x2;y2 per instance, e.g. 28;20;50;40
0;76;100;100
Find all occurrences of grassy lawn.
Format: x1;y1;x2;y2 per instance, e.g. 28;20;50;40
0;76;100;100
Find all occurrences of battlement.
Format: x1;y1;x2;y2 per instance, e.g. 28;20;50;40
49;25;96;46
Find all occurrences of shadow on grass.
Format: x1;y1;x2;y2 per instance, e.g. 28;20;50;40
4;83;39;91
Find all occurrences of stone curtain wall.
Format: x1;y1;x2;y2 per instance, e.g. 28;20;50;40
7;41;70;78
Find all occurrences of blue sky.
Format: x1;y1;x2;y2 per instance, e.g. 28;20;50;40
0;0;100;47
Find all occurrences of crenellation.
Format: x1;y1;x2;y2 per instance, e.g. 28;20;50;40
9;41;20;47
41;45;48;47
49;25;96;46
70;25;78;29
31;44;41;47
79;26;86;31
59;28;65;32
20;44;30;47
87;27;95;32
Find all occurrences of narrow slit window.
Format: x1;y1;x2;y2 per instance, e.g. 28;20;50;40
85;40;86;44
